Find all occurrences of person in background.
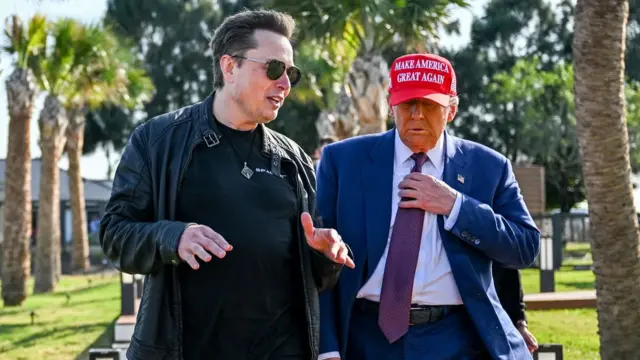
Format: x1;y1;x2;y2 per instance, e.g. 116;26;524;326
89;216;101;235
314;135;338;171
493;263;539;353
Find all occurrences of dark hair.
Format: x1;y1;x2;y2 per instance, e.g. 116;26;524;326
319;136;337;147
209;9;296;89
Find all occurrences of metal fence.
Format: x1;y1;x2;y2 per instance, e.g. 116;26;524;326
532;212;590;245
530;212;591;271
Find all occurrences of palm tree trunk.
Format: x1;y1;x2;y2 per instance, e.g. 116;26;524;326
318;86;359;140
65;107;89;273
1;68;36;306
316;55;390;141
34;95;68;294
573;0;640;358
348;55;390;135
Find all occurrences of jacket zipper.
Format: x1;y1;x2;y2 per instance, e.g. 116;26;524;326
178;139;203;192
283;157;315;358
175;137;202;360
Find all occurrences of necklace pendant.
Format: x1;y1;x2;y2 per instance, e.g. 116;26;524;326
241;163;254;179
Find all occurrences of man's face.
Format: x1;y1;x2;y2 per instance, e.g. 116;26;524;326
393;98;455;153
227;29;294;123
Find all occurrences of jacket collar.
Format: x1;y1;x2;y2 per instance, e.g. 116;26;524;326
194;91;292;162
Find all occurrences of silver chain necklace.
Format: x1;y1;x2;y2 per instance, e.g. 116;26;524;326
219;125;258;179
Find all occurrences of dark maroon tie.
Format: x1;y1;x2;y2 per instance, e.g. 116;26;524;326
378;152;429;343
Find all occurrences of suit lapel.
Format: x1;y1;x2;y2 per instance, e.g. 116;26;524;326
363;129;395;279
439;132;471;252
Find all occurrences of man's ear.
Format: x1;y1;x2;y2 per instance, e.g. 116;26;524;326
447;105;457;123
220;54;236;84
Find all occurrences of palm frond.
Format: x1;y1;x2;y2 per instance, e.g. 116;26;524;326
119;66;155;109
32;18;80;93
271;0;469;56
56;22;154;112
3;14;48;69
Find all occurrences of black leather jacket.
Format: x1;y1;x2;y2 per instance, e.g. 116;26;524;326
99;92;343;360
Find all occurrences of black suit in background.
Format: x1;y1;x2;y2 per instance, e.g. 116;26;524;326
492;263;526;326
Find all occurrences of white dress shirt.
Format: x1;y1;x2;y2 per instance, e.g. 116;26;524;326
318;132;464;360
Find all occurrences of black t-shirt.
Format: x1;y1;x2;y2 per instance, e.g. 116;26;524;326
176;119;308;360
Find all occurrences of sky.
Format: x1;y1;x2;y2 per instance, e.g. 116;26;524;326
0;0;484;180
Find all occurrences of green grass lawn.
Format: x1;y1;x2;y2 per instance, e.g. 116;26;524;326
563;242;593;267
521;242;598;359
0;273;120;360
519;242;595;294
565;242;591;256
528;309;599;360
521;267;595;294
0;267;599;360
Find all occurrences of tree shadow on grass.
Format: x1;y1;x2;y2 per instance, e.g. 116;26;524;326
0;321;115;355
0;293;120;321
74;318;117;360
51;282;116;298
557;281;595;290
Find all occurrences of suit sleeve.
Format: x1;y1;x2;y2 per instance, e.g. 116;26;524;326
448;157;540;268
316;146;341;355
99;125;189;275
493;262;527;325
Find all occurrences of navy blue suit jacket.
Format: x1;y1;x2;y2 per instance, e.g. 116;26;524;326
316;129;540;360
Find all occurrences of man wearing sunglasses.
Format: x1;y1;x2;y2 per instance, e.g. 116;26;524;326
99;9;352;360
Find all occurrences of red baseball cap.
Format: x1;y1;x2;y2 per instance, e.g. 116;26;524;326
388;53;457;107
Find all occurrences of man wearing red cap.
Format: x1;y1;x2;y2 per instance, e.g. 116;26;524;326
315;53;540;360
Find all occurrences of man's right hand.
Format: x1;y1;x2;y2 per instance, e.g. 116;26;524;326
177;224;232;270
517;322;538;353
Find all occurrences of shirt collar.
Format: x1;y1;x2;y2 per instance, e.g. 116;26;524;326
394;130;445;171
204;91;292;161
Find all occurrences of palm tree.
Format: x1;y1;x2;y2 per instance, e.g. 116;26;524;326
63;26;114;273
29;18;88;292
63;27;154;273
1;14;47;306
572;0;640;358
269;0;468;138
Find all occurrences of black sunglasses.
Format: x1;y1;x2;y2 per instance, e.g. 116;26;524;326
231;55;302;87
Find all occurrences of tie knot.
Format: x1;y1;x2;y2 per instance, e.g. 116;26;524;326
410;152;428;172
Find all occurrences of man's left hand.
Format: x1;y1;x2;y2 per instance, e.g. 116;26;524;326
518;322;539;353
398;173;457;215
301;212;355;269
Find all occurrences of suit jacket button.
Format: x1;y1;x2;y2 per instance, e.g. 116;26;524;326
474;239;480;245
461;230;469;238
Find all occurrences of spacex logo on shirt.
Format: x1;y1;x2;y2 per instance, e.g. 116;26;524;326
255;167;287;178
